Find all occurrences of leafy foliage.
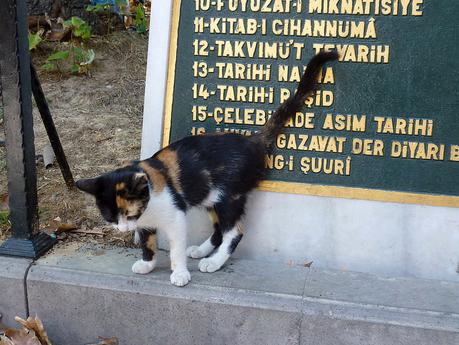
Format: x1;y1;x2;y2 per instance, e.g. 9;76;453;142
72;47;96;74
41;63;56;72
47;50;70;61
133;5;147;34
28;30;44;51
86;0;146;34
38;17;95;74
86;3;113;13
64;16;92;41
0;211;9;228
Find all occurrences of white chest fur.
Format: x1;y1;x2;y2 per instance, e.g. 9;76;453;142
137;187;180;230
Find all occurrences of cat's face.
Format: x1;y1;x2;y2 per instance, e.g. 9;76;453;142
76;168;150;232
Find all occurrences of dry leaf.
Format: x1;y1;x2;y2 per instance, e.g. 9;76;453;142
0;335;15;345
0;194;8;211
56;223;78;233
15;316;52;345
87;336;118;345
98;336;118;345
304;261;314;268
71;229;103;235
46;27;71;42
96;136;114;143
4;329;41;345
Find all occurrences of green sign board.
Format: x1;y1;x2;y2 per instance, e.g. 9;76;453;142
163;0;459;207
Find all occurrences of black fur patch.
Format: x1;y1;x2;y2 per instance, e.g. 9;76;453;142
214;194;247;231
138;228;157;261
168;183;187;211
229;234;243;254
170;134;265;209
210;224;223;247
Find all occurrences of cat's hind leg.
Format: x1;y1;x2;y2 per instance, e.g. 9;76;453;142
198;224;243;273
186;208;222;259
198;198;245;273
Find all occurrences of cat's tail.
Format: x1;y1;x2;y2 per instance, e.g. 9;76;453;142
258;51;339;144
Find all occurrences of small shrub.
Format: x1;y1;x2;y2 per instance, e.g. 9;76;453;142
133;4;147;34
0;211;9;228
40;17;96;75
28;29;44;51
64;16;92;40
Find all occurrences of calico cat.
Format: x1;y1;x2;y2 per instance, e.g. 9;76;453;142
76;51;338;286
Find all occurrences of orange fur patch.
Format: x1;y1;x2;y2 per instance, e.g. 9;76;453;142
116;196;128;209
156;149;182;193
116;196;142;216
146;233;157;252
139;162;166;193
116;182;126;191
209;209;219;225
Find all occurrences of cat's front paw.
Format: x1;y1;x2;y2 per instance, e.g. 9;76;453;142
170;269;191;287
186;245;206;259
198;257;222;273
132;259;156;274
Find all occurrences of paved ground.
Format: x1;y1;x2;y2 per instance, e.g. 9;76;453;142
1;244;459;344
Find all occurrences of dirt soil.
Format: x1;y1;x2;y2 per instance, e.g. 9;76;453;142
0;31;147;248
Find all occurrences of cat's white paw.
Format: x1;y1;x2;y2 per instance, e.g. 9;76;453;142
199;257;222;273
132;259;156;274
186;245;206;259
170;269;191;287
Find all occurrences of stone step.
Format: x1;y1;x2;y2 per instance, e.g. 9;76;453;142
2;244;458;345
0;257;31;328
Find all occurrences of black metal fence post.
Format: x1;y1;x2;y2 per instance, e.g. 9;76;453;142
30;64;75;190
0;0;55;258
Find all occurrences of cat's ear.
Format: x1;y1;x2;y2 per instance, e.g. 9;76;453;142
75;177;100;195
131;173;149;193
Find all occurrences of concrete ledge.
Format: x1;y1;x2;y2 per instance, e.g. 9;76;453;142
0;257;32;327
25;245;459;345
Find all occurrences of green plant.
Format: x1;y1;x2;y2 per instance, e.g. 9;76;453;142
0;211;9;228
117;0;130;17
42;50;70;72
71;47;96;74
41;17;95;74
28;30;44;51
86;0;130;34
133;4;147;34
43;46;96;74
86;0;129;15
86;3;114;33
64;16;92;41
86;3;113;13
